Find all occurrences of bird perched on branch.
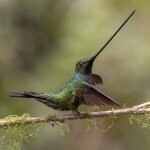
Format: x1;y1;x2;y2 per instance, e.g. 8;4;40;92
10;10;135;114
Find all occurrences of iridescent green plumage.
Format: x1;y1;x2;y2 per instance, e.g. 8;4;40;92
10;74;120;113
9;10;135;114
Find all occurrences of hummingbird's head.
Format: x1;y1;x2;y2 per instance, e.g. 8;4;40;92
75;10;136;75
75;56;95;75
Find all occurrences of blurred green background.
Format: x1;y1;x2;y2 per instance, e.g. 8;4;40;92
0;0;150;150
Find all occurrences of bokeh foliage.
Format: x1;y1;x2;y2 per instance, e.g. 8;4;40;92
0;0;150;150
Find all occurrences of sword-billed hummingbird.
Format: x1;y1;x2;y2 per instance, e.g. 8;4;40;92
10;10;135;114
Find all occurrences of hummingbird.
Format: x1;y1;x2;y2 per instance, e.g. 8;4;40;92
10;10;135;114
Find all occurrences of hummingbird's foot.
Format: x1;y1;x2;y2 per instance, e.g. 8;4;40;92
75;111;85;117
72;109;85;117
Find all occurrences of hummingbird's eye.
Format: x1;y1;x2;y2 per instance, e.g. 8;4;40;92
80;63;83;67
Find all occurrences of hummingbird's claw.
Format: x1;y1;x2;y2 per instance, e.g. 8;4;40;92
75;111;85;117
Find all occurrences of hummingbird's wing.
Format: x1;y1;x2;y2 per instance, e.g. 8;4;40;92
91;74;103;85
81;82;121;106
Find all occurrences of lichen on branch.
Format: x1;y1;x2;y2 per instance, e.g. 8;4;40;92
0;101;150;128
0;101;150;150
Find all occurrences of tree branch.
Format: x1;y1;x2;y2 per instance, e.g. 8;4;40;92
1;101;150;128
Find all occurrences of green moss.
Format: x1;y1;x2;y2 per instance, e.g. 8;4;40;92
101;117;114;132
56;122;70;135
87;106;101;112
83;114;116;133
129;114;150;129
0;114;39;150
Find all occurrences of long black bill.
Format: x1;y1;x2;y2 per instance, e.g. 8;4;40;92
89;10;135;63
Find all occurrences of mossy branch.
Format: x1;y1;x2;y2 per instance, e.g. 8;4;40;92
1;101;150;128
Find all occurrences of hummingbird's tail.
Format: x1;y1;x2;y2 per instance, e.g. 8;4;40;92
9;91;59;109
9;91;47;100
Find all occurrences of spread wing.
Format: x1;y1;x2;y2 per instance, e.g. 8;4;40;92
91;74;103;85
78;82;121;106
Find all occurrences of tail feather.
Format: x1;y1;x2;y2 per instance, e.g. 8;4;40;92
9;91;47;100
9;91;60;110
